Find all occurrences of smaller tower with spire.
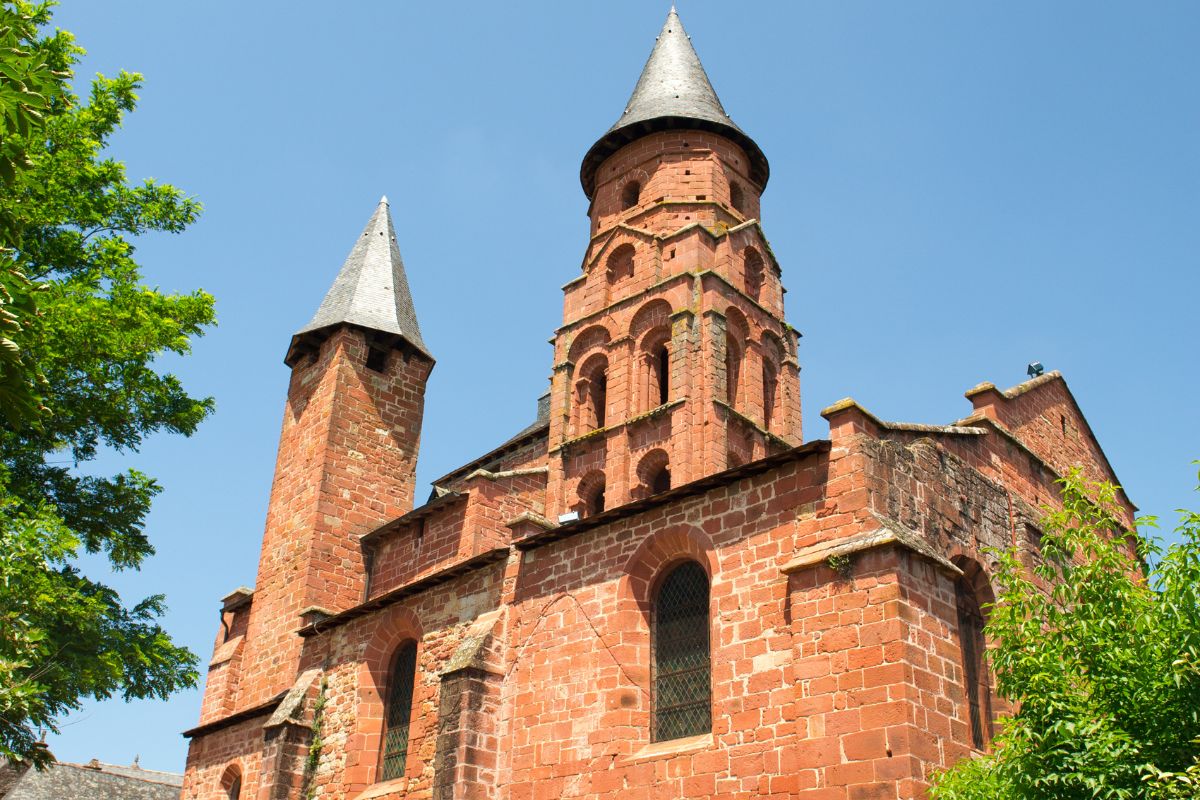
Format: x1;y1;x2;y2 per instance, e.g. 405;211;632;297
199;197;435;720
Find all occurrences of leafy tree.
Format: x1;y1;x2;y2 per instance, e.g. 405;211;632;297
0;1;213;766
930;467;1200;800
0;0;69;423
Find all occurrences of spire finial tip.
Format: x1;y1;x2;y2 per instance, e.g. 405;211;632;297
379;195;389;206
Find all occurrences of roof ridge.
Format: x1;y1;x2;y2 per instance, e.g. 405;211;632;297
55;760;184;787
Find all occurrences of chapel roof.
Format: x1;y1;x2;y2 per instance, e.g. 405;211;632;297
0;759;182;800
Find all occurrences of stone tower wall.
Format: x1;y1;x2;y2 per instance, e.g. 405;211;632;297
198;325;432;722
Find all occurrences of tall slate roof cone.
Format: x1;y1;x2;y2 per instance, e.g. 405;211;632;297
580;6;769;199
286;196;431;365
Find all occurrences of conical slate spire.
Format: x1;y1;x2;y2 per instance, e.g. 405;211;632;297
286;197;431;365
580;7;769;199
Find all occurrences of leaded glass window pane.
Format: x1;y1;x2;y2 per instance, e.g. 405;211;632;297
381;642;417;780
652;561;711;741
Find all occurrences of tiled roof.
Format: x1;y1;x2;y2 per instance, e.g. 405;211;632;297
1;760;181;800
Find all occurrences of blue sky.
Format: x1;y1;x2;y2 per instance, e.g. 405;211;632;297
46;1;1198;772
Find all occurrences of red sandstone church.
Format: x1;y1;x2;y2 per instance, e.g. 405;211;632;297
180;9;1134;800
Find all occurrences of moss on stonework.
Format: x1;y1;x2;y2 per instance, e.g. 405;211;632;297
827;553;853;580
301;678;328;800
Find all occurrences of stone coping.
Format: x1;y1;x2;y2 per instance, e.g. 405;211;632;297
220;586;254;611
181;690;288;739
358;490;466;547
296;547;511;638
780;513;961;577
627;732;713;763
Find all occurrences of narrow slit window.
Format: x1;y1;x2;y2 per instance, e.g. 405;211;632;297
729;182;745;214
725;339;741;408
651;466;671;495
381;642;418;780
652;561;711;741
955;579;992;750
593;371;607;428
656;345;670;406
744;248;764;302
762;362;778;431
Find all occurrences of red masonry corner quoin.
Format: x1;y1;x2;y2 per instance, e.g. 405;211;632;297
179;8;1136;800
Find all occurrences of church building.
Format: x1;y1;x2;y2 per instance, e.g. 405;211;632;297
180;9;1134;799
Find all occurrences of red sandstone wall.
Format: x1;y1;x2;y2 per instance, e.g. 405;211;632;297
297;562;509;798
183;415;1108;799
968;376;1132;522
369;472;545;600
589;131;760;236
181;717;266;800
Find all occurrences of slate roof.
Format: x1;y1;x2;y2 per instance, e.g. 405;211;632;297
1;760;182;800
580;6;769;198
287;196;430;364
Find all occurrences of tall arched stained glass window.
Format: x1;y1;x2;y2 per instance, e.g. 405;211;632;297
381;641;418;780
651;561;711;741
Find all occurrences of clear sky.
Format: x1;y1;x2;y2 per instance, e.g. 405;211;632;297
45;0;1199;773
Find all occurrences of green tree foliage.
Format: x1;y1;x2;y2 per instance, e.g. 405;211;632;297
0;0;70;422
0;1;213;766
931;468;1200;799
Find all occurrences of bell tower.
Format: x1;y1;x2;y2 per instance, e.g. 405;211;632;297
546;7;802;518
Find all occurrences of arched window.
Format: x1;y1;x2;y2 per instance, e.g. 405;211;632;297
607;243;635;283
220;765;241;800
636;450;671;498
381;641;418;780
724;309;749;412
729;182;745;214
577;472;606;519
574;355;609;433
651;561;711;742
955;568;994;750
634;313;671;413
762;361;778;432
621;180;641;210
743;247;764;302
